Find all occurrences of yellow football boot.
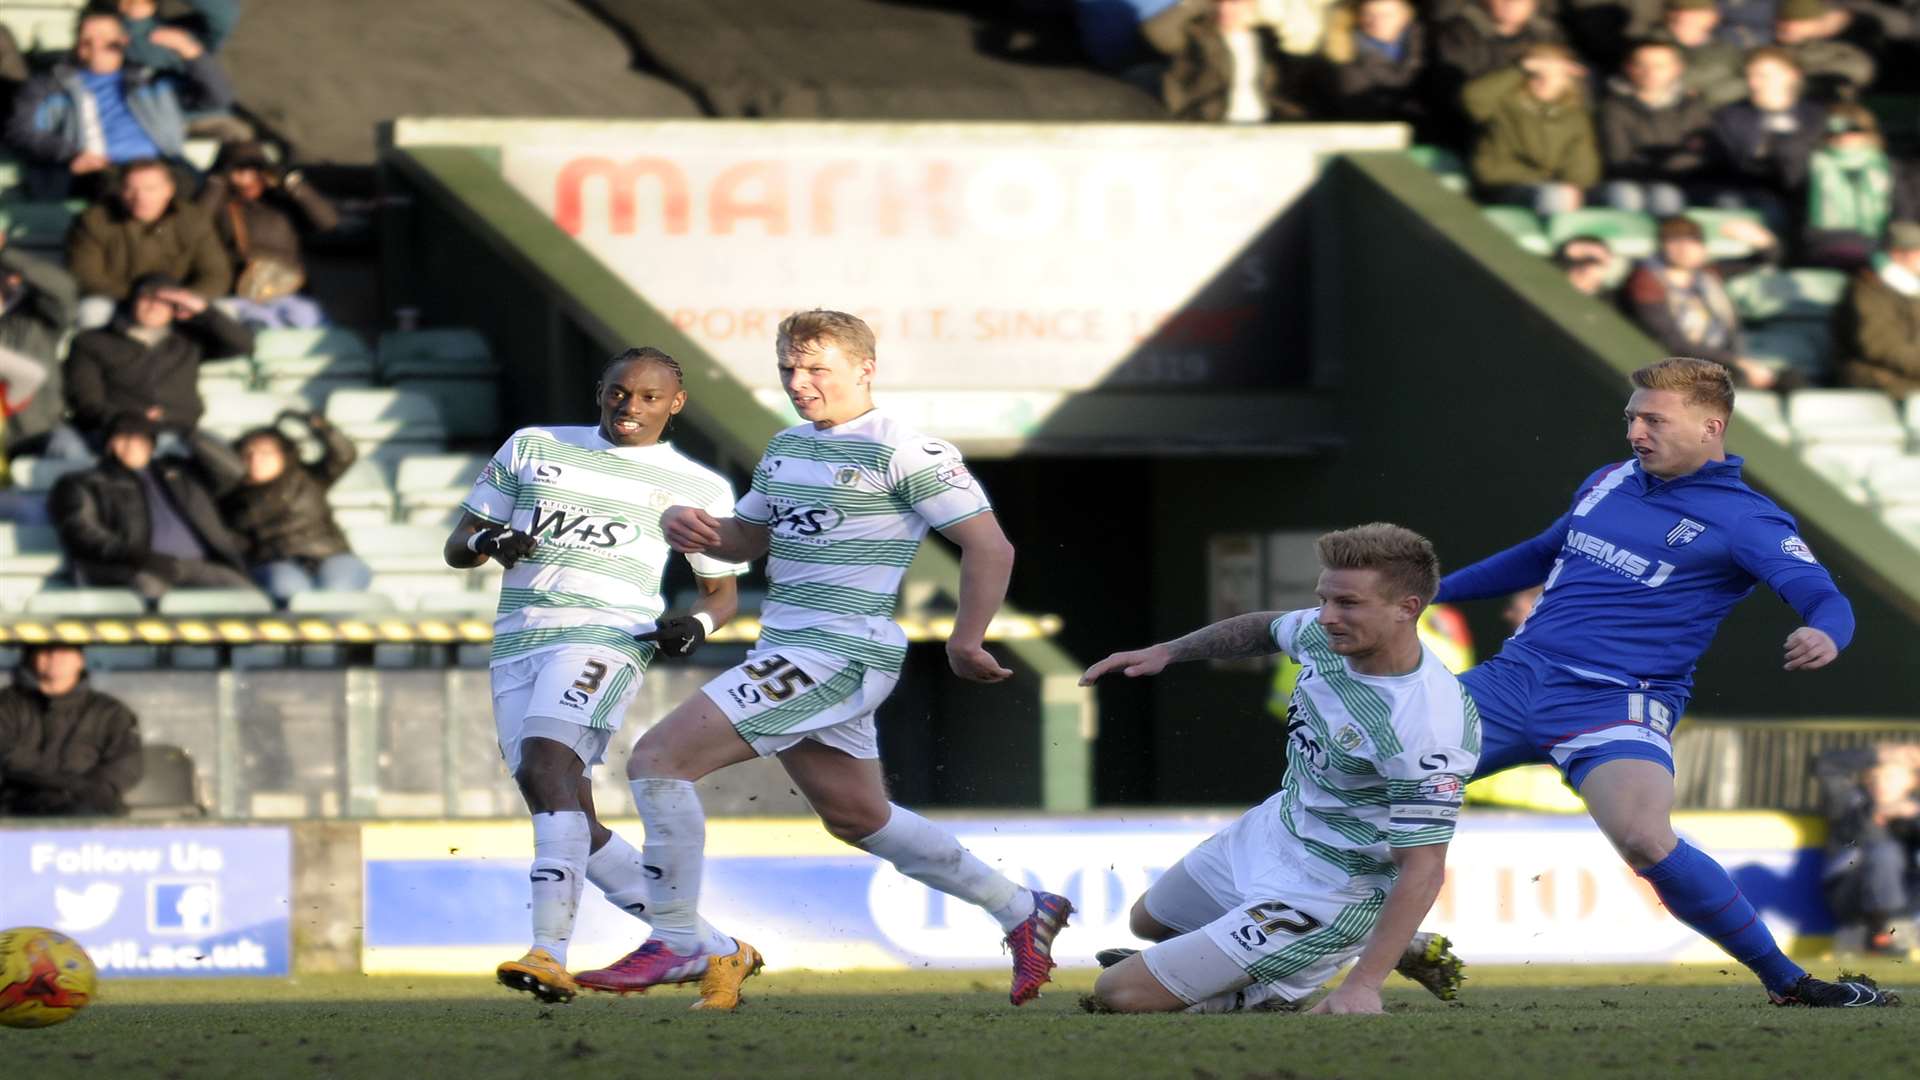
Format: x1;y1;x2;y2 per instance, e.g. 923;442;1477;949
496;947;578;1004
690;939;764;1011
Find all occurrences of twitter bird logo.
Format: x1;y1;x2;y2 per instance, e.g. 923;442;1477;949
54;882;122;932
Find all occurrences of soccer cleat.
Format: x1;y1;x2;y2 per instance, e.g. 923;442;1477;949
496;947;578;1004
575;939;709;995
1006;890;1074;1006
1094;947;1137;969
1769;972;1901;1008
1395;932;1466;1002
689;939;764;1011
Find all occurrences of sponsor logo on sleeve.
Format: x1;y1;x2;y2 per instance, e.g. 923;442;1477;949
1415;774;1464;803
935;462;972;490
1781;536;1818;563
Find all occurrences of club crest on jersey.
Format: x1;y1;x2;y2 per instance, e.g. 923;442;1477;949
1333;725;1364;752
1782;535;1818;563
834;466;862;487
1665;518;1706;547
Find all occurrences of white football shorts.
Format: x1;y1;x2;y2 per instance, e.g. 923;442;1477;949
702;645;898;759
491;646;643;777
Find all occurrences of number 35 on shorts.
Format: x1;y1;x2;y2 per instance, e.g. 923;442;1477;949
731;654;818;707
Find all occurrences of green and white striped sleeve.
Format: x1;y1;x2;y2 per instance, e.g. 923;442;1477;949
462;433;521;525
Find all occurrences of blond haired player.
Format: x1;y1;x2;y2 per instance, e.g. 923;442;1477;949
1080;524;1478;1014
574;310;1072;1007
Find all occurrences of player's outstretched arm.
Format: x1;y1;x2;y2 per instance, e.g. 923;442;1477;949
1079;611;1283;685
1308;842;1449;1015
661;505;770;563
938;512;1015;683
444;510;538;570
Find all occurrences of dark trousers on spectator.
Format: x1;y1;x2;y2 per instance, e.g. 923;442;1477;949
129;560;253;602
1825;835;1917;928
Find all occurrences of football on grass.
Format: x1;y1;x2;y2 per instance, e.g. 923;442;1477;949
0;927;98;1028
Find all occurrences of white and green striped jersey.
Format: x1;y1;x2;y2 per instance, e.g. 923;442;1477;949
1266;608;1481;888
462;426;748;669
734;410;991;673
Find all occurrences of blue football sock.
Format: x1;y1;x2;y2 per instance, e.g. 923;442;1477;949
1637;839;1805;994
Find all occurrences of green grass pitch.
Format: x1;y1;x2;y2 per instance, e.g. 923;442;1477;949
8;965;1917;1079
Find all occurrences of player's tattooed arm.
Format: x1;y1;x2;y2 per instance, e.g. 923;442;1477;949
1163;612;1286;663
1080;612;1282;684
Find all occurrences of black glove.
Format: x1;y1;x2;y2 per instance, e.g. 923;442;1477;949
636;615;708;658
467;526;538;568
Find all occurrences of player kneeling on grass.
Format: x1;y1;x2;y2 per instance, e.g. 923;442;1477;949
444;347;751;1008
1080;524;1475;1015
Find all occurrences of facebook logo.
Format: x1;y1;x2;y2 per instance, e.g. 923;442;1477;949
149;880;219;935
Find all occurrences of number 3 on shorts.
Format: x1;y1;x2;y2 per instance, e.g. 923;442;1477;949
741;654;818;702
561;660;608;708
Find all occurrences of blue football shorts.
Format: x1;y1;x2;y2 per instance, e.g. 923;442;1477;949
1462;646;1691;791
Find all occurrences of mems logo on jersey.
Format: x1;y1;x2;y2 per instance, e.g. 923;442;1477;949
529;501;636;549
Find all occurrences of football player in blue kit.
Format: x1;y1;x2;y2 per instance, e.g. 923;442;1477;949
1439;357;1896;1007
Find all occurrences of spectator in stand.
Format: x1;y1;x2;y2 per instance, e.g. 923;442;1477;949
115;0;249;142
223;412;373;605
1316;0;1429;133
1716;0;1777;46
1598;39;1713;216
63;272;252;448
1816;743;1920;956
68;158;232;329
5;9;232;200
1709;48;1827;227
1152;0;1306;121
1623;214;1788;388
198;142;340;329
49;411;250;600
1464;44;1601;216
0;25;26;126
1656;0;1748;109
1503;584;1544;631
1434;0;1566;137
0;644;142;817
1800;104;1920;269
1773;0;1877;101
1555;233;1619;296
1833;219;1920;397
0;239;78;462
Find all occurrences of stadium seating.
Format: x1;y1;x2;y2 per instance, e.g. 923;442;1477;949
1906;396;1920;449
1885;505;1920;549
1406;145;1469;194
1731;390;1789;443
325;388;449;463
326;459;396;528
200;390;309;442
122;744;206;819
1546;209;1656;259
0;523;63;577
0;198;82;250
8;455;89;492
156;589;275;615
1799;443;1903;501
1726;268;1850;323
22;589;144;616
1481;206;1550;255
0;2;83;55
1863;455;1920;509
395;454;486;526
377;329;500;440
1786;389;1907;447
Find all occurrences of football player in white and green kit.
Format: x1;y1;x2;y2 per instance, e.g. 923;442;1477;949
574;310;1073;1008
1079;524;1479;1015
444;347;750;1007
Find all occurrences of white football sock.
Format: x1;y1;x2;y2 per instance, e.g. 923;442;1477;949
856;804;1025;930
586;831;736;955
529;811;590;963
631;777;707;953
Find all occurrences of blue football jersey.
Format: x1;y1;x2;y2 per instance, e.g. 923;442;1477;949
1441;456;1844;687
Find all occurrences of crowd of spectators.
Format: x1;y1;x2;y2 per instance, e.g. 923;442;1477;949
1818;742;1920;954
1087;0;1920;397
0;3;358;610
